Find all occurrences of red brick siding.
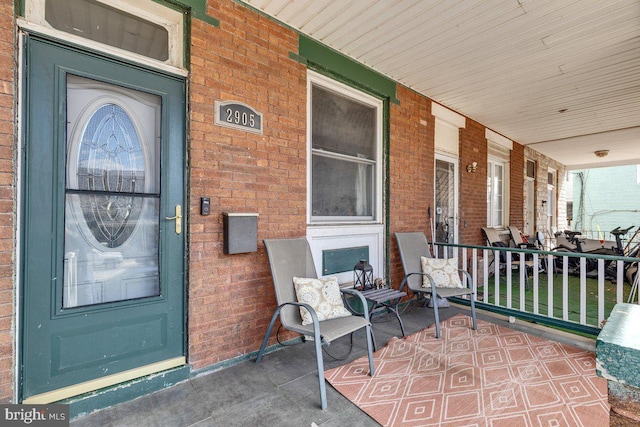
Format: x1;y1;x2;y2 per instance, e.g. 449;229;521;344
510;142;525;230
459;119;488;246
0;0;13;402
388;86;433;286
188;1;307;368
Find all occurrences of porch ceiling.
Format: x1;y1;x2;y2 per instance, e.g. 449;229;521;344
244;0;640;170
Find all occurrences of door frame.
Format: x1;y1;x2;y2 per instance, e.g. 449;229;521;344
17;34;188;404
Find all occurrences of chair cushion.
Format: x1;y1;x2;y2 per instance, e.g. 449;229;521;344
293;276;352;325
420;257;463;288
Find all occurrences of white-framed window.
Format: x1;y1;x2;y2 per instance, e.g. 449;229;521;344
525;159;535;235
486;130;512;228
21;0;185;73
307;71;383;224
547;168;557;230
487;158;506;227
526;159;536;179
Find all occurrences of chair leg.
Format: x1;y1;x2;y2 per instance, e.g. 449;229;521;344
390;306;406;337
432;293;441;339
370;327;378;352
311;326;328;410
255;307;282;363
365;324;375;377
470;295;477;331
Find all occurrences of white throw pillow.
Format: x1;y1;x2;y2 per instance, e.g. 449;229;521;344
293;276;352;325
420;257;463;288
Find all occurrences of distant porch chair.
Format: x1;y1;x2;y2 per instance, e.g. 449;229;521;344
483;227;533;289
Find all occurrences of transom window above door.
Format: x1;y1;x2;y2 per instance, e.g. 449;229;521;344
307;71;383;224
23;0;185;71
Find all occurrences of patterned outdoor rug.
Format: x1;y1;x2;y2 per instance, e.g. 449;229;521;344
325;315;609;426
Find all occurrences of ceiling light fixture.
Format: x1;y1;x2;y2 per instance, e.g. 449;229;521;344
594;150;609;158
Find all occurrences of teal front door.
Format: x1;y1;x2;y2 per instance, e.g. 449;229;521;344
21;37;186;402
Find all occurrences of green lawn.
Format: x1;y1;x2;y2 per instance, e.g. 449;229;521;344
477;271;632;327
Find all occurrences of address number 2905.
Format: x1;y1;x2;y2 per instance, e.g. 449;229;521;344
226;108;256;128
215;100;263;134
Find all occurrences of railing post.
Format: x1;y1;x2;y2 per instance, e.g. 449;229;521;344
562;256;569;321
597;259;605;327
580;258;587;325
533;253;539;314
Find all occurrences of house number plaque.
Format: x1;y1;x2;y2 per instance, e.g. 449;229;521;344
214;100;263;134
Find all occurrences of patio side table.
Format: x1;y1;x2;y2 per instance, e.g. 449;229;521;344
359;287;407;350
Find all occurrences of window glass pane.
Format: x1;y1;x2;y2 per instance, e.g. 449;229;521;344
526;160;535;178
311;85;376;160
495;165;504;225
312;154;372;217
487;161;505;227
45;0;169;61
487;163;493;225
494;164;503;226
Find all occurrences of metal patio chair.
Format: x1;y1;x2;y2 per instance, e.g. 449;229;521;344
256;238;375;410
483;227;533;289
394;232;476;339
508;225;547;272
508;226;537;249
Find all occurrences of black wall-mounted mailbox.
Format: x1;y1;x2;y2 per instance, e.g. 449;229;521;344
223;213;258;254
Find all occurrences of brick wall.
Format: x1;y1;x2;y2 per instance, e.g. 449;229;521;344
459;119;488;246
388;85;433;286
510;142;525;230
0;0;13;403
188;0;307;368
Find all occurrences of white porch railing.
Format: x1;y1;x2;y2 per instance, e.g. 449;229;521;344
433;243;640;334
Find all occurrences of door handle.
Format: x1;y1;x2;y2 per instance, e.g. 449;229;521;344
165;205;182;234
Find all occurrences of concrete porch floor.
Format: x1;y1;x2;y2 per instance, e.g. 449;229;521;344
70;301;596;427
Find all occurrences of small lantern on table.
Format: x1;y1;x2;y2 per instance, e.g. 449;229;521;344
353;259;374;291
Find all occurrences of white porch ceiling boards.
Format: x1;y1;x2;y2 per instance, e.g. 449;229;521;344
243;0;640;170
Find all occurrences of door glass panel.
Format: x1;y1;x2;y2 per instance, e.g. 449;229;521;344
64;75;161;308
435;159;456;255
525;179;535;235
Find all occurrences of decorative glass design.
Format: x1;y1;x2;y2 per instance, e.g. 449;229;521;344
74;103;145;248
